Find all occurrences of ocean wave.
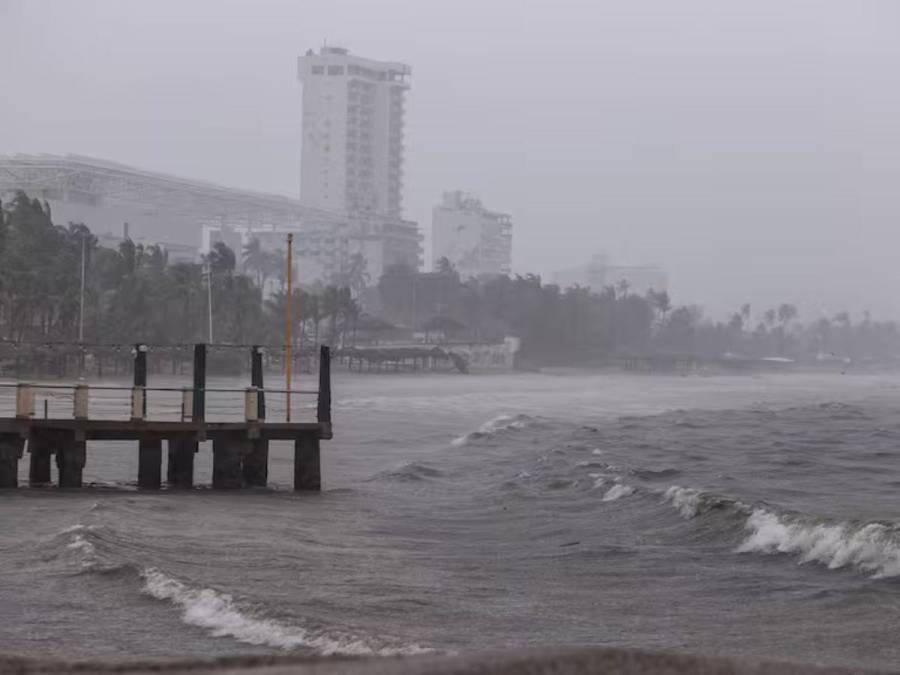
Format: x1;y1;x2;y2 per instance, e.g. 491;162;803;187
141;568;430;656
66;533;96;556
663;486;705;518
450;414;534;447
601;484;635;502
632;468;681;481
660;484;900;579
663;485;748;519
370;461;444;483
59;523;96;534
737;509;900;578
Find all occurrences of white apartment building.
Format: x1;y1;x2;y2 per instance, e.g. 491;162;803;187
298;46;410;219
432;191;512;279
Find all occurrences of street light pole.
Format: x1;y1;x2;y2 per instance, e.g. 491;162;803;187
78;233;86;343
285;233;293;422
206;261;214;344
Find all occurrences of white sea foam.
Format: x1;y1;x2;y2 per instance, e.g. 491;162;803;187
663;486;703;518
737;509;900;578
451;414;530;447
602;484;635;502
60;523;94;534
141;568;431;655
66;534;95;554
591;448;605;455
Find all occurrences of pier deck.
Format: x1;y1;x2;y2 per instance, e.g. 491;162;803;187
0;343;332;491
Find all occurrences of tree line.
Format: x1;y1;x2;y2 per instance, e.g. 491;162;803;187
0;192;360;351
375;259;900;366
2;191;899;369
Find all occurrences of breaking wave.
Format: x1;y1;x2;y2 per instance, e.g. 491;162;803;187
737;509;900;579
141;568;431;656
601;484;635;502
660;485;900;578
663;485;748;519
451;414;534;447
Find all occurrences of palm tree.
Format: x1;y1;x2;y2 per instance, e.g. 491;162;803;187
206;241;236;276
345;253;370;298
320;285;341;346
242;237;266;288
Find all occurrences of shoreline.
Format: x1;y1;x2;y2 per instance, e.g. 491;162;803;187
0;647;892;675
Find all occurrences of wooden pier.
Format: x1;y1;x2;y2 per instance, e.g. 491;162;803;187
0;344;332;491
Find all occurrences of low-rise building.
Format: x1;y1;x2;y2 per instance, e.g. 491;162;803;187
0;154;422;288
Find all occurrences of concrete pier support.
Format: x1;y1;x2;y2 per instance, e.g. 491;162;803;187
167;439;195;488
138;439;162;489
56;434;85;488
0;434;24;488
212;435;243;489
28;433;53;486
294;435;321;491
242;440;268;487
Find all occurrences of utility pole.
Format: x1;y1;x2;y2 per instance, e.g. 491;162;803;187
79;233;86;343
206;261;214;344
285;233;293;422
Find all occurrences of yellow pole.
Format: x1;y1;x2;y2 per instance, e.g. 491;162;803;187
285;233;293;422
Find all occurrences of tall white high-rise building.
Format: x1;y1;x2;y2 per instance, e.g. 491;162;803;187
298;46;410;219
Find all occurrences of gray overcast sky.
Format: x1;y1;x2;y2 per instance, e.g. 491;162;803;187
2;0;899;320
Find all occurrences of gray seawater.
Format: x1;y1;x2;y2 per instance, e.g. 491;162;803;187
3;371;900;669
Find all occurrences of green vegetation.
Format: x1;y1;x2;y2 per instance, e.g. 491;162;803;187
1;192;899;371
0;192;359;350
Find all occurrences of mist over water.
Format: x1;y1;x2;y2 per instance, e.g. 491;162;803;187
4;371;900;668
2;2;900;669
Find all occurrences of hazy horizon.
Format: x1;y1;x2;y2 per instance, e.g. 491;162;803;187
2;0;898;322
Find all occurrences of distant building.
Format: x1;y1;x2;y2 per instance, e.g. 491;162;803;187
432;191;512;279
0;154;421;287
203;217;420;290
554;254;667;295
298;46;410;219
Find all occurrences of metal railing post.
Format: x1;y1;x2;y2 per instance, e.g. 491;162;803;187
131;387;145;421
245;387;259;422
15;384;34;419
73;383;89;420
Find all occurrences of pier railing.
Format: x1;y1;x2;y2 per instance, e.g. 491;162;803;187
0;342;332;426
0;383;320;423
0;344;333;491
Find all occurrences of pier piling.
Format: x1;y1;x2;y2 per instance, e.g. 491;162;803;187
294;436;321;491
167;439;195;488
28;432;53;486
212;434;244;489
138;439;162;489
56;432;85;488
0;434;24;488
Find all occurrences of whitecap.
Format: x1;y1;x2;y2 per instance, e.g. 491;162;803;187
140;568;431;655
663;485;703;518
66;534;95;555
737;509;900;578
602;484;635;502
450;414;531;447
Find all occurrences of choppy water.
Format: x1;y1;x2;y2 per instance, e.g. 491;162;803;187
4;371;900;668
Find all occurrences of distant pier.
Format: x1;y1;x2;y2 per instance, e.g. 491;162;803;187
0;344;332;491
